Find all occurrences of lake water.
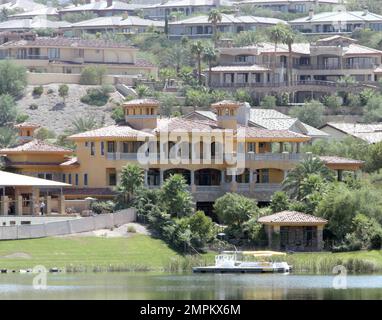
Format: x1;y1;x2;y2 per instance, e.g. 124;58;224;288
0;273;382;300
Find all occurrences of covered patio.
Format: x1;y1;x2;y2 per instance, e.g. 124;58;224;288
258;211;328;252
0;171;70;216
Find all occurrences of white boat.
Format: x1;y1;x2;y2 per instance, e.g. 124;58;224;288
193;252;291;274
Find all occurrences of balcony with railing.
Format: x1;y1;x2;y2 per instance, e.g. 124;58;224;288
246;152;306;162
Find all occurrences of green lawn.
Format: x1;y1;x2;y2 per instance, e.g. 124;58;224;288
0;234;189;271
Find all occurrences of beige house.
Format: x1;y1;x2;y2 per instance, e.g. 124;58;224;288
258;211;328;251
209;35;382;103
0;37;158;85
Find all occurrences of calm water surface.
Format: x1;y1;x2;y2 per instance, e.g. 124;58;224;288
0;273;382;299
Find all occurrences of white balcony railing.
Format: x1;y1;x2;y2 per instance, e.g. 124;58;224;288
106;153;138;160
246;152;306;161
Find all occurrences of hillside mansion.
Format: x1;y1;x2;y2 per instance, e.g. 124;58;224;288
0;100;363;215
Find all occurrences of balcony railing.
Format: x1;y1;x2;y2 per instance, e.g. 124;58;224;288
246;152;306;162
293;63;376;70
212;80;341;88
106;152;138;160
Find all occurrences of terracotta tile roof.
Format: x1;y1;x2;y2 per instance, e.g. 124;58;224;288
319;156;364;165
211;100;241;108
68;125;155;139
135;59;156;68
210;65;270;72
0;37;135;49
243;127;310;140
123;99;160;106
14;122;40;128
258;211;328;225
0;139;73;153
60;157;79;166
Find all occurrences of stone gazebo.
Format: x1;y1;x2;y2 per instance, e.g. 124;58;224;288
258;211;328;252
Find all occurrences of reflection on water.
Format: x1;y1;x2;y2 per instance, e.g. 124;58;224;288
0;273;382;300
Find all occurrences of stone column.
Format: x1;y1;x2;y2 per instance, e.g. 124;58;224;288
316;225;324;251
58;195;66;215
296;142;301;153
249;169;255;192
144;169;148;187
15;195;23;216
279;142;284;153
32;188;40;215
272;225;281;250
1;196;9;216
190;170;196;192
159;169;164;186
45;196;52;215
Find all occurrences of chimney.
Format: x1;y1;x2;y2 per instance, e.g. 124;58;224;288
14;122;40;143
107;0;112;7
123;99;159;130
211;100;241;130
237;102;251;126
308;9;314;20
363;6;369;16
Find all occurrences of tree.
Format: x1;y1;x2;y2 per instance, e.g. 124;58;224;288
214;193;258;226
190;41;205;85
270;191;290;213
135;84;152;98
260;95;277;109
362;94;382;123
161;174;194;218
58;84;69;105
366;142;382;173
203;45;219;87
0;94;17;126
0;126;17;148
281;26;295;87
208;9;222;44
117;164;144;205
187;210;216;249
80;66;107;85
282;157;334;200
289;100;325;128
0;60;27;97
269;24;287;84
69;116;99;134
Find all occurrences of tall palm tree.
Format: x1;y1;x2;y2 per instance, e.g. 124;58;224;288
269;24;287;85
282;157;334;200
203;46;219;87
282;27;295;87
70;116;99;134
191;41;205;85
208;9;222;45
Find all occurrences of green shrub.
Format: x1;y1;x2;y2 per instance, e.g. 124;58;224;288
29;103;38;110
127;225;136;233
15;113;29;123
32;86;44;97
90;201;115;214
47;88;54;94
260;95;277;109
80;85;113;106
80;66;107;85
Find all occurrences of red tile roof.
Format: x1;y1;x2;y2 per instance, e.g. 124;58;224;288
319;156;364;165
0;139;73;153
123;98;160;106
14;122;40;128
258;211;328;225
68;125;155;139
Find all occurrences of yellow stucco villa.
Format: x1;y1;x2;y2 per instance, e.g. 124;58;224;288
0;99;364;216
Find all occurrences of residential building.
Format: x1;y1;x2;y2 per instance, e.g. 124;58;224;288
209;35;382;103
0;0;46;12
64;16;165;37
0;17;69;33
58;0;146;18
0;37;158;85
320;122;382;144
183;106;329;140
9;7;59;20
168;13;286;39
290;8;382;34
0;100;363;217
142;0;234;20
233;0;341;14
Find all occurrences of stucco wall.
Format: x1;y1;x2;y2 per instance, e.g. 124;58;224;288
0;208;136;240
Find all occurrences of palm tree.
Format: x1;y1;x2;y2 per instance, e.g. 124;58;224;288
203;46;219;87
70;116;99;134
191;41;205;85
269;24;287;85
282;157;334;200
208;9;222;45
135;84;151;98
117;164;144;205
281;27;295;87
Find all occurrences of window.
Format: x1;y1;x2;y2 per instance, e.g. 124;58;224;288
101;142;105;155
68;174;72;184
247;142;256;152
90;142;95;156
75;174;79;186
107;141;115;153
48;48;60;60
122;142;129;153
46;173;53;180
109;173;117;186
84;174;88;186
85;141;89;147
62;174;66;183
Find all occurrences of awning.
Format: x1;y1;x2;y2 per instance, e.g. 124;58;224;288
0;170;71;188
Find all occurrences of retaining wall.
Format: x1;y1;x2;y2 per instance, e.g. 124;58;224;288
0;208;136;240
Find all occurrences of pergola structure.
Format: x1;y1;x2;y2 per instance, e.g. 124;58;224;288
0;170;70;216
258;211;328;252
